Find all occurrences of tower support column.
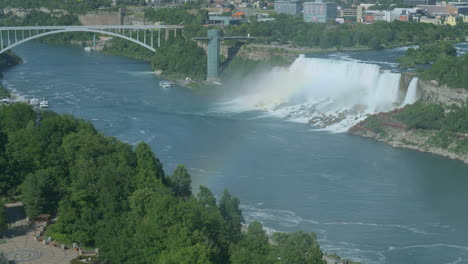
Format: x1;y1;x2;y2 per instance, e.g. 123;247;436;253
207;29;220;82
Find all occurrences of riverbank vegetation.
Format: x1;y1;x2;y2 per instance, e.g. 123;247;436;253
0;51;22;99
398;42;468;89
0;103;327;264
0;51;22;71
397;41;457;68
395;101;468;133
0;0;112;13
420;53;468;90
227;15;468;49
151;38;207;79
352;101;468;158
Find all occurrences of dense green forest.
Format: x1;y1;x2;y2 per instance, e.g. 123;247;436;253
143;8;209;78
0;103;326;264
397;41;457;68
398;42;468;89
420;53;468;90
0;0;112;13
151;37;207;79
228;15;468;49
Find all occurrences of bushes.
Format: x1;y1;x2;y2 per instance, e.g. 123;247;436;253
397;42;467;89
420;53;468;90
151;38;207;79
395;102;445;130
398;41;457;68
395;101;468;133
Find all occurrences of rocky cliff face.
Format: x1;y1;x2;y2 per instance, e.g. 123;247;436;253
418;79;468;106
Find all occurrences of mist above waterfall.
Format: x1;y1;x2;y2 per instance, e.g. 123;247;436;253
219;55;416;132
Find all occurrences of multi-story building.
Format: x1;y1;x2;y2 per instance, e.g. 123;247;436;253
304;0;338;22
416;4;448;15
404;0;436;5
339;8;358;17
357;6;363;22
274;1;302;15
447;2;468;15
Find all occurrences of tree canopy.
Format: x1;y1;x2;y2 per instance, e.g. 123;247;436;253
0;104;326;263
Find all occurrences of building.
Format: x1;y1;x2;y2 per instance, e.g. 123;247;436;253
304;0;338;23
208;16;242;26
419;16;443;24
339;8;358;17
404;0;436;5
364;14;375;22
446;14;458;25
416;4;448;15
274;1;302;15
400;14;410;21
357;6;363;22
446;2;468;15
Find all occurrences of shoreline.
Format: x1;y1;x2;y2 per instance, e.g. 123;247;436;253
350;127;468;164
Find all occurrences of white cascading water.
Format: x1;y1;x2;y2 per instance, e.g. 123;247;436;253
221;55;413;132
403;78;419;105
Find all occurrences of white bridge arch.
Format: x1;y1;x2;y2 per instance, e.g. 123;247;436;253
0;25;184;55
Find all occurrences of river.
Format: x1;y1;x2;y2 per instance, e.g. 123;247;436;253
3;42;468;264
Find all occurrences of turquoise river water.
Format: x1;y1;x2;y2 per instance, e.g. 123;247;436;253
3;42;468;264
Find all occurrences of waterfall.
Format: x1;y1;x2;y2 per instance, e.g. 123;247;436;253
220;55;405;132
403;78;419;105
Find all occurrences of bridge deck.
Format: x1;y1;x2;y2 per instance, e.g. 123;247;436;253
0;25;184;30
192;36;255;41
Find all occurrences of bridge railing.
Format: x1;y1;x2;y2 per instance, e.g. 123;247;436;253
0;25;184;54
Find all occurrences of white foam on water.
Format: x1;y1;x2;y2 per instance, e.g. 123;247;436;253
217;56;412;132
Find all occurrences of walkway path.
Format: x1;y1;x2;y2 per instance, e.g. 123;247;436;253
0;203;78;264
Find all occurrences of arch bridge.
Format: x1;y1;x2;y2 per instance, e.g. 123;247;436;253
0;25;184;55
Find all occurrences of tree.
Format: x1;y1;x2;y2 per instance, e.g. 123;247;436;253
21;169;52;219
135;142;165;188
168;165;192;199
230;221;277;264
219;189;244;242
272;231;325;264
0;103;36;134
0;129;10;196
197;186;217;207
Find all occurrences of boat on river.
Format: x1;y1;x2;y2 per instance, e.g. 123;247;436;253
159;81;172;88
29;98;39;106
39;99;48;109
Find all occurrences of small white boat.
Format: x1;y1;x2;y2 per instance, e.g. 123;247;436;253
84;47;93;52
159;80;173;88
29;98;39;106
39;100;48;108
